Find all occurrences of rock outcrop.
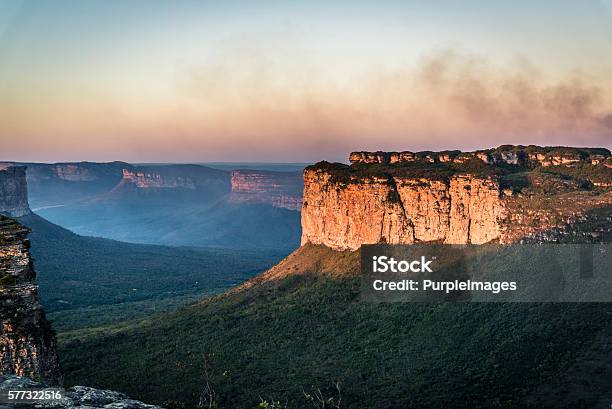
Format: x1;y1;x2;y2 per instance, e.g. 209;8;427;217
348;146;610;169
0;162;129;185
121;169;196;189
113;165;231;196
230;170;303;211
49;164;98;182
0;375;163;408
302;171;506;250
0;167;31;218
302;146;611;250
0;216;60;384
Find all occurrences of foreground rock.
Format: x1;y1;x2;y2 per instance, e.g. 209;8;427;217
0;216;60;384
0;375;163;408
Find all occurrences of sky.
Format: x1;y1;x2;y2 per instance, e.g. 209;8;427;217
1;0;611;163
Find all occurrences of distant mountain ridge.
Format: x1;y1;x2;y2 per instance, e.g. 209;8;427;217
0;161;303;249
230;169;303;210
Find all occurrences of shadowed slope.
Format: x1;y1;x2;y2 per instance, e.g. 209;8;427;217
59;243;612;409
18;213;285;331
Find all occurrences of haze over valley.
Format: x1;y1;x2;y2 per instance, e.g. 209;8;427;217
4;161;304;249
0;161;301;332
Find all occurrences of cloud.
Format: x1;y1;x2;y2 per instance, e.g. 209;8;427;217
179;47;612;154
2;45;611;162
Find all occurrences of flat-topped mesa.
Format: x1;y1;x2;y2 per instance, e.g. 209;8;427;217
0;167;31;218
0;216;61;384
51;164;98;182
349;146;611;168
301;170;506;250
121;168;196;189
230;170;303;211
302;145;611;251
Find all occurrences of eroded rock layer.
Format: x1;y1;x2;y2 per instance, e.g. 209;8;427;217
349;146;611;169
230;170;303;211
0;167;31;218
302;171;507;250
121;169;196;189
0;217;61;384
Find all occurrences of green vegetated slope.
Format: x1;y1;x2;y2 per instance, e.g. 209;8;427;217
19;213;287;331
59;244;612;409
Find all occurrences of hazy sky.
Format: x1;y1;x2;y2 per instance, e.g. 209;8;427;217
1;0;611;162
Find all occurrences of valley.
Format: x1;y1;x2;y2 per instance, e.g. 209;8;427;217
55;146;611;408
19;213;286;332
59;244;612;408
1;145;611;408
2;161;304;250
0;163;295;332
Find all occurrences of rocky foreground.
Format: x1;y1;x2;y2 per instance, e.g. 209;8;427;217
0;376;162;409
0;216;60;384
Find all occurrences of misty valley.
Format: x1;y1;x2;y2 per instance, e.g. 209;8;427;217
3;162;304;332
22;162;303;249
1;145;611;408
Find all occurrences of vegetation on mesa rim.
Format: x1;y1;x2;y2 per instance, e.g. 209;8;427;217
307;158;505;185
307;146;611;187
60;244;612;409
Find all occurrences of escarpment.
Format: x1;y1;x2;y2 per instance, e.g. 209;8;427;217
0;216;61;384
121;169;197;189
230;170;303;210
0;167;31;218
302;146;611;250
301;171;507;250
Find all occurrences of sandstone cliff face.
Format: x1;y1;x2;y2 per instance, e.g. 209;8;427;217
0;162;128;184
445;175;506;244
115;166;231;199
0;167;31;218
0;216;61;384
121;169;196;189
230;170;303;211
52;164;98;182
301;170;507;250
302;146;611;251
